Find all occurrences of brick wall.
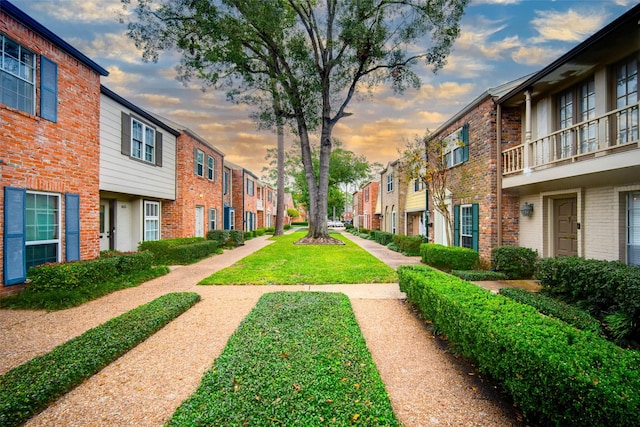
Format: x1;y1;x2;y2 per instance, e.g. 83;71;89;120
163;132;224;237
362;181;380;230
1;11;102;292
379;164;405;234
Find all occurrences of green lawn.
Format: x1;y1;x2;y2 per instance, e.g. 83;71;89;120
167;292;399;426
199;232;397;285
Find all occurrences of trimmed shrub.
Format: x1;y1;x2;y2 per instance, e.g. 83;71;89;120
139;238;219;265
283;224;292;230
168;241;221;264
27;252;154;292
386;242;401;252
254;228;266;237
536;256;640;342
398;265;640;426
451;270;508;281
491;246;538;279
138;238;205;263
207;230;231;246
499;287;603;335
0;292;201;427
370;230;393;246
392;235;424;256
420;243;479;271
229;230;245;246
291;221;308;226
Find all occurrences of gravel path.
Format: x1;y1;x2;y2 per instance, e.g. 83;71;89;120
0;233;524;426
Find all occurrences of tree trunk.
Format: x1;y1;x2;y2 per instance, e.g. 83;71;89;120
274;117;285;236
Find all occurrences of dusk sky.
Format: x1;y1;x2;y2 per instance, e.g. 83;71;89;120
9;0;636;176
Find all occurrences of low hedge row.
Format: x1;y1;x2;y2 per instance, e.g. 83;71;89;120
398;265;640;426
139;238;220;264
370;230;394;246
0;292;201;427
499;287;603;335
420;243;479;270
451;270;507;281
392;235;424;256
27;252;154;292
536;256;640;342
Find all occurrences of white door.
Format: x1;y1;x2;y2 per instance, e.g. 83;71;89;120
195;206;205;237
99;201;111;252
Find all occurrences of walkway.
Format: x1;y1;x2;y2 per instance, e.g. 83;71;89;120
0;232;524;426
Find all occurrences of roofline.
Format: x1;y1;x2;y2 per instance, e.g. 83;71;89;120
1;0;109;76
182;129;226;158
498;3;640;104
101;85;180;137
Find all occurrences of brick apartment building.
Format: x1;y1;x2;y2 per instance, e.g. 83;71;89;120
1;0;108;292
228;162;259;232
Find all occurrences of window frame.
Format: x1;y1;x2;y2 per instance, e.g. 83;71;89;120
25;191;61;269
614;56;639;144
223;170;229;195
459;204;473;249
443;124;469;168
207;155;215;181
386;173;394;192
195;149;205;177
247;178;255;196
208;208;217;231
130;117;156;164
1;34;36;115
628;192;640;266
144;200;160;241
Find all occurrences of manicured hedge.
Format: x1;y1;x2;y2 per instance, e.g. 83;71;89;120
392;235;423;256
207;230;231;246
168;292;398;426
536;256;640;342
420;243;478;270
491;246;538;279
370;230;394;246
27;252;154;292
451;270;508;281
398;265;640;426
499;287;603;335
0;292;201;427
139;238;220;264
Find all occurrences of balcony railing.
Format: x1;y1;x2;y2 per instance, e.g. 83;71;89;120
502;102;639;175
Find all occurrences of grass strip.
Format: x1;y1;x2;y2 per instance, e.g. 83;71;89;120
168;292;399;426
0;292;201;427
0;266;170;311
199;232;397;285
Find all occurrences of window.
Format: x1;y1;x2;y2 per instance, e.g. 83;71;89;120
1;35;36;115
557;78;597;157
207;155;215;181
131;118;156;163
391;210;396;234
144;201;160;241
209;208;217;231
268;190;273;203
387;173;394;192
579;79;596;153
628;192;640;266
453;203;479;251
365;187;370;202
223;171;229;195
443;124;469;168
616;57;638;144
414;178;425;192
558;89;574;158
195;149;204;176
247;178;255;196
25;192;60;270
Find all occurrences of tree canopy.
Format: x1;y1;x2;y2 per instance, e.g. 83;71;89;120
123;0;468;241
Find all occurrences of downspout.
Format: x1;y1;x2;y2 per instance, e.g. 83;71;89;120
496;102;503;247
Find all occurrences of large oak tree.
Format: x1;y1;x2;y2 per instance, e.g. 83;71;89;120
123;0;468;242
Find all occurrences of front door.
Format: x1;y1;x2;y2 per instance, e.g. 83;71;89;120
195;206;205;237
99;200;112;252
554;197;577;257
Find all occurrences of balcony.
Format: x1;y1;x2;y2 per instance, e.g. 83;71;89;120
502;103;639;183
257;199;264;211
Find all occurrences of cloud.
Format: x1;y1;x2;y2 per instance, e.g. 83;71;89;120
512;45;563;66
137;93;182;107
530;9;607;43
26;0;127;23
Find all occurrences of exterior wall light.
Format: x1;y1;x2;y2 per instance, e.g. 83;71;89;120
520;202;534;217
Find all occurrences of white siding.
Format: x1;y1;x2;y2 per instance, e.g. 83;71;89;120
517;193;544;255
100;94;176;200
584;186;618;261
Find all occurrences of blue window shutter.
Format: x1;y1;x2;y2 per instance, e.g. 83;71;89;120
462;123;469;163
65;194;80;261
4;187;26;285
453;204;460;246
472;203;479;252
40;56;58;122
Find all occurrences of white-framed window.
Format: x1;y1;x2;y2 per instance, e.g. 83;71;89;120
209;208;217;230
268;190;273;203
616;57;639;144
25;191;60;269
628;192;640;266
365;187;370;201
144;201;160;241
195;149;204;176
443;124;469;168
1;35;35;115
414;178;425;192
247;178;255;196
131;118;156;163
460;204;473;249
207;155;215;181
387;173;394;192
391;210;397;234
579;78;596;153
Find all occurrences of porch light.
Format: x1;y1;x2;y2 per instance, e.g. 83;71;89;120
520;202;534;217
